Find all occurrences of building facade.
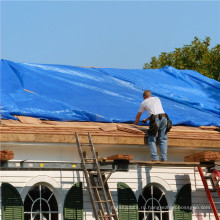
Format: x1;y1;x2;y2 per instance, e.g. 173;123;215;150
0;121;220;220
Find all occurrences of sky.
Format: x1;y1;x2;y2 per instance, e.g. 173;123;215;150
1;0;220;69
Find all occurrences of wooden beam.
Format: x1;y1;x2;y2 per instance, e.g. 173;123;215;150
129;161;216;167
1;133;220;148
88;160;216;167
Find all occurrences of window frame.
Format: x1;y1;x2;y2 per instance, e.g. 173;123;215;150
24;184;59;220
138;184;171;220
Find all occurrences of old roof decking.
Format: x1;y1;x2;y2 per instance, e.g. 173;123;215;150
1;118;220;148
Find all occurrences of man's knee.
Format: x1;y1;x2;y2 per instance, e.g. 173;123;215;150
148;136;156;143
159;135;167;141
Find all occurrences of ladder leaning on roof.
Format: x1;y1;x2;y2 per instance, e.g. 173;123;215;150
198;167;220;220
75;132;119;220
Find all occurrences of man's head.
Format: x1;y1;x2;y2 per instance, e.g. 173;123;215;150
143;90;151;99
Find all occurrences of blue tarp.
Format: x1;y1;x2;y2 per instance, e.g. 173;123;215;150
1;59;220;126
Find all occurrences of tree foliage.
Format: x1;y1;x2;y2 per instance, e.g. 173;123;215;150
144;37;220;81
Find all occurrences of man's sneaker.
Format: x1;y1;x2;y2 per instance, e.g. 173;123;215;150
152;160;160;162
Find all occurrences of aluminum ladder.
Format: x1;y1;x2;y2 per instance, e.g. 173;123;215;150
198;167;220;220
75;132;119;220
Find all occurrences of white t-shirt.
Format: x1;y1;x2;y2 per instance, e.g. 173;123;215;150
139;97;165;117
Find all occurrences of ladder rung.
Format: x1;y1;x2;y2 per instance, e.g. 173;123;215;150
88;172;106;175
76;132;118;220
94;200;112;203
88;171;108;174
91;186;103;189
98;214;116;217
210;189;220;192
204;176;212;179
81;143;91;146
84;158;95;161
88;171;98;174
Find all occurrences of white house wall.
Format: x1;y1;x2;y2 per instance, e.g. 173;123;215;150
0;168;219;220
0;143;219;220
0;142;215;162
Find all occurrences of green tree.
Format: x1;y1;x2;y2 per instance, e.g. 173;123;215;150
144;37;220;81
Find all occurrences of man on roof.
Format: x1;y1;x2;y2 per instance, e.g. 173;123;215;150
134;90;168;162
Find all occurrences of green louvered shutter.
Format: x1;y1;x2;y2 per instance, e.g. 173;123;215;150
117;182;139;220
63;182;83;220
1;182;24;220
174;183;192;220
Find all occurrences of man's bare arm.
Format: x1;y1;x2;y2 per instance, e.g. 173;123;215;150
142;117;150;123
134;112;142;125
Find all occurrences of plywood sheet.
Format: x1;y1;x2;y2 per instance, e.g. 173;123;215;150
117;124;145;134
1;119;22;125
1;119;220;148
15;116;42;124
99;124;118;132
199;126;219;131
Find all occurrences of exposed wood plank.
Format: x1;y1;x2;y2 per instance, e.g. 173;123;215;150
99;124;118;132
117;124;144;134
1;120;220;148
2;128;219;140
105;154;134;160
0;150;14;161
168;138;220;148
1;120;22;125
199;126;219;131
15;116;43;124
1;133;220;148
1;124;101;128
184;151;220;162
129;161;215;167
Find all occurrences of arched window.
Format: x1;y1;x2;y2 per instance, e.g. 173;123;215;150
138;185;169;220
24;184;59;220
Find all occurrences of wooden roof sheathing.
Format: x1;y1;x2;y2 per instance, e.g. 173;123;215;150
0;117;220;148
